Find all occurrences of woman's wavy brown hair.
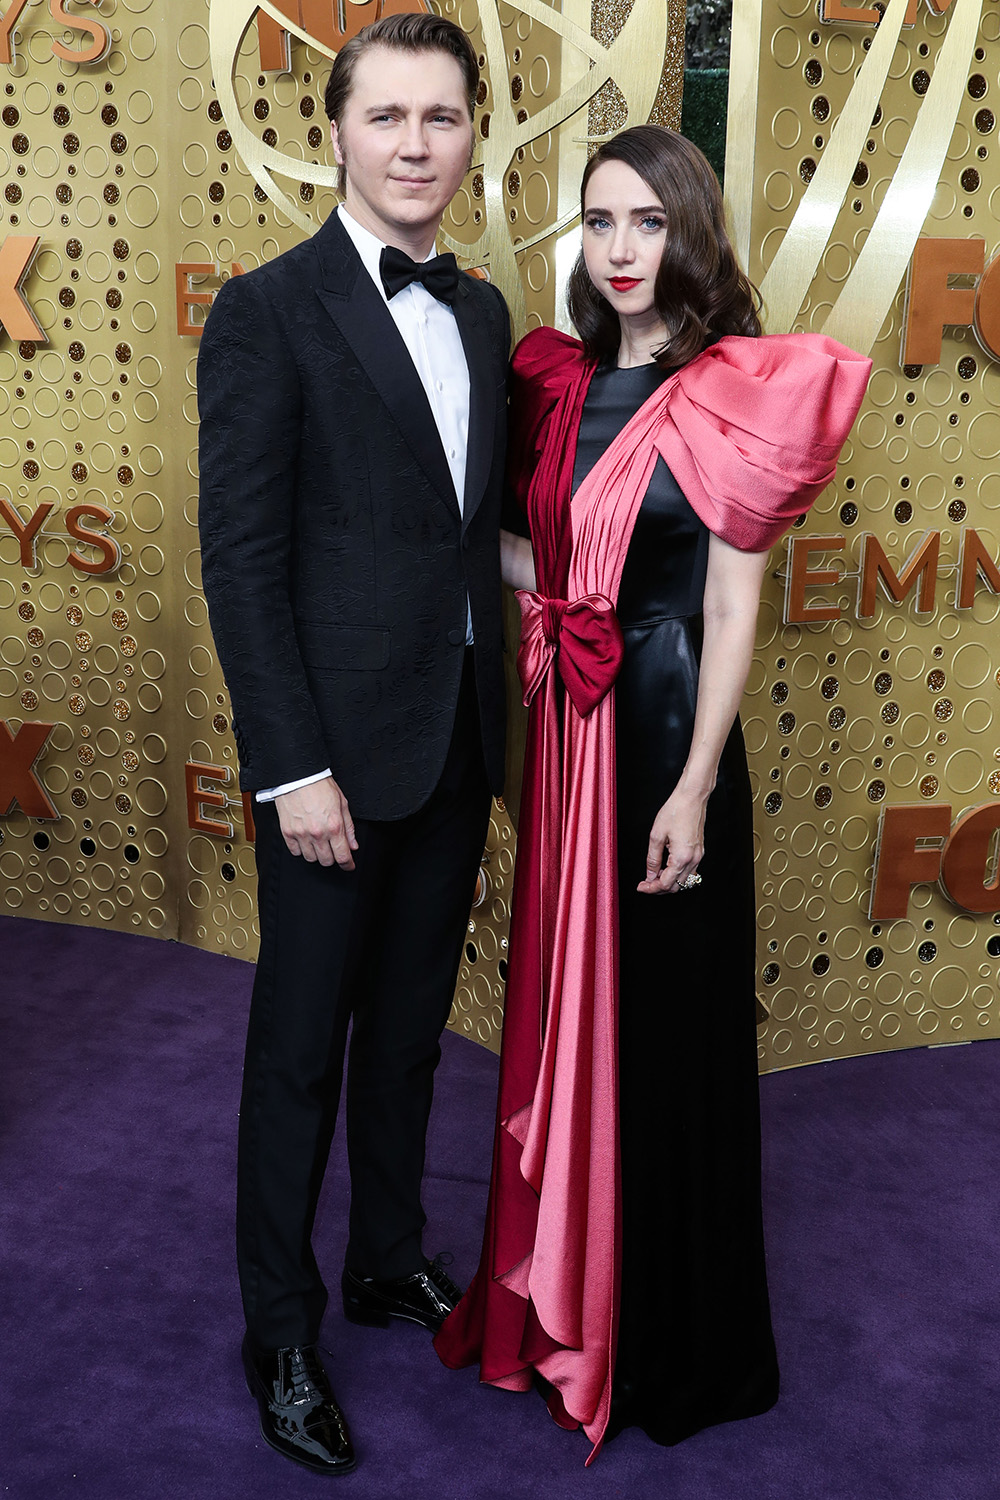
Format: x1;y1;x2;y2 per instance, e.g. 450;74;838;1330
567;124;762;367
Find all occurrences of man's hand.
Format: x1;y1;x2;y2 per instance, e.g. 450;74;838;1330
275;776;358;869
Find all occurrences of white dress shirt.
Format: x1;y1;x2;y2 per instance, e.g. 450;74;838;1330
257;205;473;803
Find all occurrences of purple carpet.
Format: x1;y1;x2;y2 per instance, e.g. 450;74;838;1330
2;913;998;1499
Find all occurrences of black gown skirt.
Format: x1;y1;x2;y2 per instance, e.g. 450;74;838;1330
570;362;779;1447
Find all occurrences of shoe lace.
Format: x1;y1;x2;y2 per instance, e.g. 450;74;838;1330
285;1346;329;1404
283;1349;349;1441
427;1251;461;1301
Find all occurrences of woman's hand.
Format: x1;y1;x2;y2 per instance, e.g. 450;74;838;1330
637;785;708;895
501;528;536;591
636;534;769;896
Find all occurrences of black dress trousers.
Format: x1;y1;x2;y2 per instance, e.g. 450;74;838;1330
237;651;491;1350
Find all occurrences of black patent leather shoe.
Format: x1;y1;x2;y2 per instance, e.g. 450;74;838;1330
341;1253;462;1333
241;1337;356;1475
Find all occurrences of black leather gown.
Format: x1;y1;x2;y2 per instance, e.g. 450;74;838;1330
570;362;779;1447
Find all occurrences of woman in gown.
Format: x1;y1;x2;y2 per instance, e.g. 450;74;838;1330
435;125;870;1459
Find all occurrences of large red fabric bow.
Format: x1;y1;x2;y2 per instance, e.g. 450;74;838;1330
516;591;624;717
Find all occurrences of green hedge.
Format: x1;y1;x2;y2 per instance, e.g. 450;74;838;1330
681;68;729;188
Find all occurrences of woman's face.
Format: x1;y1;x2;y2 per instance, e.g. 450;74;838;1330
582;158;668;319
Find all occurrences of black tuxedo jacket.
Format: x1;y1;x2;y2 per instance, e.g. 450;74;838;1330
197;212;510;819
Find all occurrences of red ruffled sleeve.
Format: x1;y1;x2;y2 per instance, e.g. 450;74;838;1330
507;328;594;594
508;329;588;491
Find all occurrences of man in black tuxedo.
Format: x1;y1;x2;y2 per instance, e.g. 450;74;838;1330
197;13;509;1475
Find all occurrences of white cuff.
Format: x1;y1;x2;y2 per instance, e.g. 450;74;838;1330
255;769;332;803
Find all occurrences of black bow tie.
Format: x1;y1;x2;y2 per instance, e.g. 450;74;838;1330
380;245;459;305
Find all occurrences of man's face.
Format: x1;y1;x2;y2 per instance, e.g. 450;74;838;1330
331;46;474;250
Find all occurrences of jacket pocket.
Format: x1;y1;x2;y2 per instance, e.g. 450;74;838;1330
297;622;390;671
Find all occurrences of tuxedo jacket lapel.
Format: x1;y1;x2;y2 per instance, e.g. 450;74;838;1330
453;276;496;532
313;214;461;521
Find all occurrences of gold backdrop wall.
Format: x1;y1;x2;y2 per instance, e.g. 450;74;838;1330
0;0;680;1052
5;0;998;1072
729;0;1000;1068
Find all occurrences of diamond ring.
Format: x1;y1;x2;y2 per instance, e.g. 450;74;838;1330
680;873;702;891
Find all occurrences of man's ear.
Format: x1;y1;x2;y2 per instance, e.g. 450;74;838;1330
331;120;344;167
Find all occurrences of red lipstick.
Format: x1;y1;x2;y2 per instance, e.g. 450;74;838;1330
609;276;641;292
